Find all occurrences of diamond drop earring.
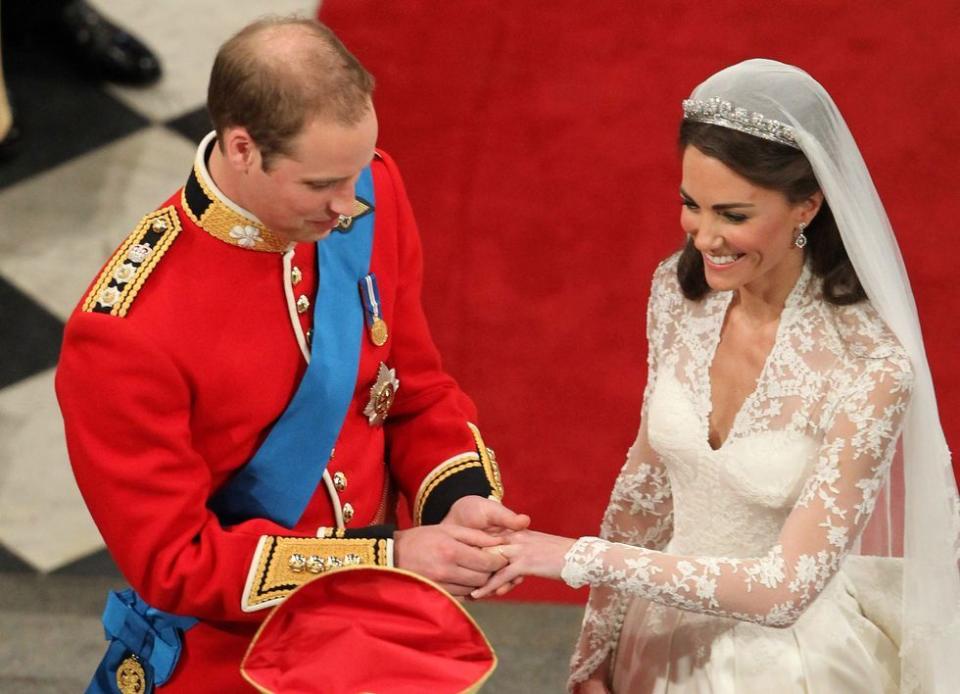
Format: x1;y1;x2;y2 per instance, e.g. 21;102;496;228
794;222;808;249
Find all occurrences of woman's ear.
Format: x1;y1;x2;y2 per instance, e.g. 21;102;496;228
800;190;824;226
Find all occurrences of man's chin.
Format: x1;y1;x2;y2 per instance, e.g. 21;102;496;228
304;221;337;241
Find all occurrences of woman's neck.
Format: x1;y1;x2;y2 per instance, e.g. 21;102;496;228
731;253;804;325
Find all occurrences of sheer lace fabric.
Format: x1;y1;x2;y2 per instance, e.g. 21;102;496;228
567;255;912;691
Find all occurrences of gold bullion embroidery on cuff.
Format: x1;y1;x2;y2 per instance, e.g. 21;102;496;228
82;207;182;317
413;452;484;526
241;536;392;612
468;422;504;499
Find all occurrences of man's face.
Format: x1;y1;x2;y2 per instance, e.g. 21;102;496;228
244;108;379;245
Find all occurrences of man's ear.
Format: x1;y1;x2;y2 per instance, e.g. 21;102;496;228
220;126;261;173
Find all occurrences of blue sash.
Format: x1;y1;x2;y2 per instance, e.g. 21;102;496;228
86;589;197;694
210;166;376;529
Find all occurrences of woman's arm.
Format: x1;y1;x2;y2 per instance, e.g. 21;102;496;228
478;352;912;629
567;260;680;690
567;420;674;689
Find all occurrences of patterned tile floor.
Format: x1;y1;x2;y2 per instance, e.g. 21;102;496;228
0;2;581;690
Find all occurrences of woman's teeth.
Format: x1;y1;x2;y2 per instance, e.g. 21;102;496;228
707;253;743;265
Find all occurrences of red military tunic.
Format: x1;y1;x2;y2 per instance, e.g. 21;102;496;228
56;134;503;692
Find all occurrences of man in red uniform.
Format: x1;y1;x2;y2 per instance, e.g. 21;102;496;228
56;17;527;693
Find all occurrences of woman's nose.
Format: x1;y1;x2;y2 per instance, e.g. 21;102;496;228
690;217;720;252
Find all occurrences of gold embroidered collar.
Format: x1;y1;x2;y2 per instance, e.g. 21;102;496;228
181;132;293;253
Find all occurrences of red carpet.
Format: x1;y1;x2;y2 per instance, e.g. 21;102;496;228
321;1;960;603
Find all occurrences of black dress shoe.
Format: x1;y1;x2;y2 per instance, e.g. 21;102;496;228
54;0;162;86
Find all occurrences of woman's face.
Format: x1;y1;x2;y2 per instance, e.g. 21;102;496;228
679;145;820;296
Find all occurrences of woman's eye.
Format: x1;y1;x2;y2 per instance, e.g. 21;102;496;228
681;199;698;210
723;212;747;223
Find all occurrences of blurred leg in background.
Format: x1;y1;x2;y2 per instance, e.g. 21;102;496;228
0;4;19;156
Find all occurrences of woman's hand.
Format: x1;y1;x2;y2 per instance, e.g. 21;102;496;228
470;530;577;599
574;679;612;694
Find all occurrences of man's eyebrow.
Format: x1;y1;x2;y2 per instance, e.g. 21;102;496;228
301;176;348;185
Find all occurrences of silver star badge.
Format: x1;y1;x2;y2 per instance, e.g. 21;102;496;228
364;363;400;426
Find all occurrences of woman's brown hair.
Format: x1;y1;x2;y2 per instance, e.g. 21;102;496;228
677;121;866;305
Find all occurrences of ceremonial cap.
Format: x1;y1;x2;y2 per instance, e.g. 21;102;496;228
241;566;496;693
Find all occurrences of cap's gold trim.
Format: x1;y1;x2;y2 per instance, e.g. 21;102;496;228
240;565;497;694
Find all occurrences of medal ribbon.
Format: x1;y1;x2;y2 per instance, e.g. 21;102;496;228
359;273;383;327
210;167;376;528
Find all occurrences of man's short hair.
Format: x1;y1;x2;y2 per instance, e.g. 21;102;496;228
207;17;375;169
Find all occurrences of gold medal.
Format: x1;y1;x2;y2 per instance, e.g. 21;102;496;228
116;655;147;694
369;317;388;347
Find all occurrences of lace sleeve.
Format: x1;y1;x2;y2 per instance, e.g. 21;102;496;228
562;351;912;628
569;261;677;690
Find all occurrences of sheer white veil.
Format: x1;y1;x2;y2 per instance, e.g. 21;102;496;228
687;59;960;693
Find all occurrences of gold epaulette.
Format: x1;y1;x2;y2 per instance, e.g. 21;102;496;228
82;206;181;317
241;535;393;612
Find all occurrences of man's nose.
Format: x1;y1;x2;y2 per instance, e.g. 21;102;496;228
329;178;357;216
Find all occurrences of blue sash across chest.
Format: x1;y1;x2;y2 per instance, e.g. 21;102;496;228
210;166;376;529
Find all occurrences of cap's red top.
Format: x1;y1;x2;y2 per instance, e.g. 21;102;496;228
241;566;497;694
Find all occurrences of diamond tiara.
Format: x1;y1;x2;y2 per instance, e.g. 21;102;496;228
682;97;800;149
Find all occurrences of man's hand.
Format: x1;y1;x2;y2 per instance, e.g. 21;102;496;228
441;496;530;597
393;524;509;597
441;495;530;535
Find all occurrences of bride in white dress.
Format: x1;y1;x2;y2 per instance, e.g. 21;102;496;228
472;60;960;693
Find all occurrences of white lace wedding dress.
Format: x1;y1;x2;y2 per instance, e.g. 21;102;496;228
566;254;911;693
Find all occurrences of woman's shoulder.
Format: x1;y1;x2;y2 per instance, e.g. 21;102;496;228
650;251;682;296
823;299;912;378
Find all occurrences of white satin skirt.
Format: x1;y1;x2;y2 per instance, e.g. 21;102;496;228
611;564;900;693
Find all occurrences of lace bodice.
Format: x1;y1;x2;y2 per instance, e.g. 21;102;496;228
567;254;912;687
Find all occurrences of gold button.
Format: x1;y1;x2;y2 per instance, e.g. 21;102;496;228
296;295;310;314
291;266;302;285
305;329;313;344
342;502;354;523
333;471;347;492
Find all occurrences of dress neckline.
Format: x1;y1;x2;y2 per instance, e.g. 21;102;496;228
702;263;814;452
